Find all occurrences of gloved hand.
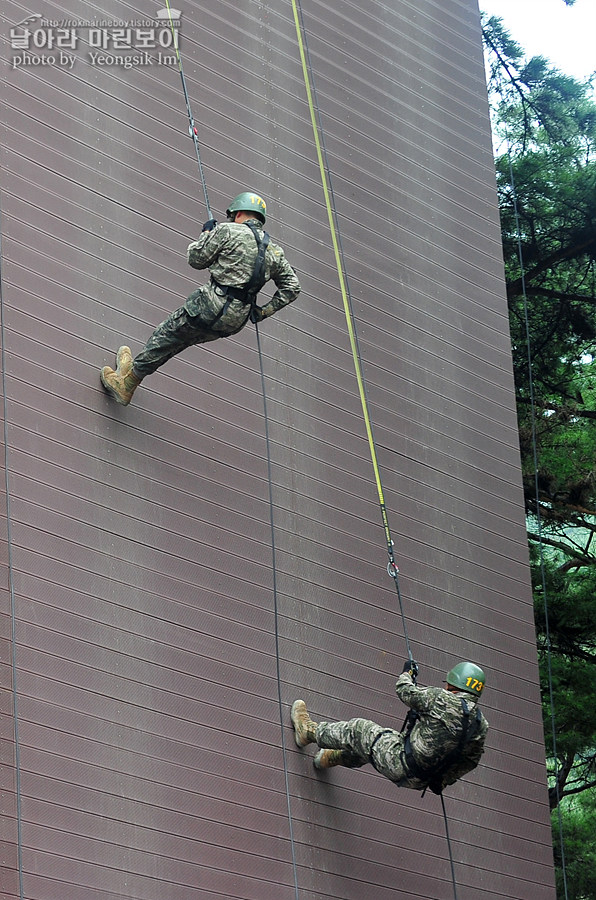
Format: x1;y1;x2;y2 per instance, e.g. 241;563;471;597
249;305;265;324
201;218;218;232
402;659;419;678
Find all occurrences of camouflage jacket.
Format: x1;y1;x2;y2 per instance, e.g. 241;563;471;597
395;672;488;790
186;219;301;320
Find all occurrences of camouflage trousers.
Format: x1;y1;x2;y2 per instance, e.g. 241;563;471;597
316;718;421;788
132;283;251;379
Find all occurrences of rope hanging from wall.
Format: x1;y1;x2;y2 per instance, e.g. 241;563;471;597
289;2;465;899
164;0;213;218
289;0;416;667
161;3;467;899
485;38;569;889
162;5;302;897
503;141;570;900
163;0;415;666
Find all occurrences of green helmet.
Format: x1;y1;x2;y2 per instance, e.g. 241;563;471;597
226;191;267;224
446;662;486;696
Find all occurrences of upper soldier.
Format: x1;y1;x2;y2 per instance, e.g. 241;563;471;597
291;661;488;795
100;191;301;406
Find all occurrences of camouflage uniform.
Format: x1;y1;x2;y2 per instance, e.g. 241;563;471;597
132;219;300;378
315;672;488;791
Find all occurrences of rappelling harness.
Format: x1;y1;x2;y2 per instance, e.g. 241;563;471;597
209;221;270;328
366;690;483;795
400;697;483;795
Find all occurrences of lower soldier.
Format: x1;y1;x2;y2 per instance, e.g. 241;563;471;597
100;191;301;406
291;661;488;794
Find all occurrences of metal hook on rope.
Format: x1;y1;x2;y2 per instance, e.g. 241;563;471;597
386;539;400;579
387;560;399;578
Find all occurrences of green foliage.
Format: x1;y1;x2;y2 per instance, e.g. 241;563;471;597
553;793;596;899
533;554;596;761
522;359;596;526
482;14;596;531
484;11;596;895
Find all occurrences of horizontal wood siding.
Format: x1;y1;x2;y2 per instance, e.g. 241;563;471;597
0;0;556;897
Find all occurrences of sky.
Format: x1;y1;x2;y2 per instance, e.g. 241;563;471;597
479;0;596;83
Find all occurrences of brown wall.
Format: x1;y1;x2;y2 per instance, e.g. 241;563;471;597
1;0;556;898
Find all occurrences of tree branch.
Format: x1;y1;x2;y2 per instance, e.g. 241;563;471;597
549;754;575;809
507;233;596;298
527;531;596;565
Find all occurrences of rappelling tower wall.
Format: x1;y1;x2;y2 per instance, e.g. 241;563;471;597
0;1;557;898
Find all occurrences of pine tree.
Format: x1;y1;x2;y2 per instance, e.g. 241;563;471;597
483;9;596;808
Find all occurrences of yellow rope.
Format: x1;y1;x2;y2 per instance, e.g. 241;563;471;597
290;0;394;553
163;0;182;63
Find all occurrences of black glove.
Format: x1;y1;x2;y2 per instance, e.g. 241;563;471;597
249;305;264;324
402;659;419;678
428;778;443;796
201;218;218;232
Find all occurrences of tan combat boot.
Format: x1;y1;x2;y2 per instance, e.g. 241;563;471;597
314;749;344;770
101;345;142;406
291;699;318;747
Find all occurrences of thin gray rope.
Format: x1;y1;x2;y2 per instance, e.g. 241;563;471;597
505;146;569;899
164;2;213;218
440;794;459;900
254;320;301;900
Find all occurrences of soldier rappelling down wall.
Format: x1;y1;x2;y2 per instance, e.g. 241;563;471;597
100;192;301;406
291;662;488;795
